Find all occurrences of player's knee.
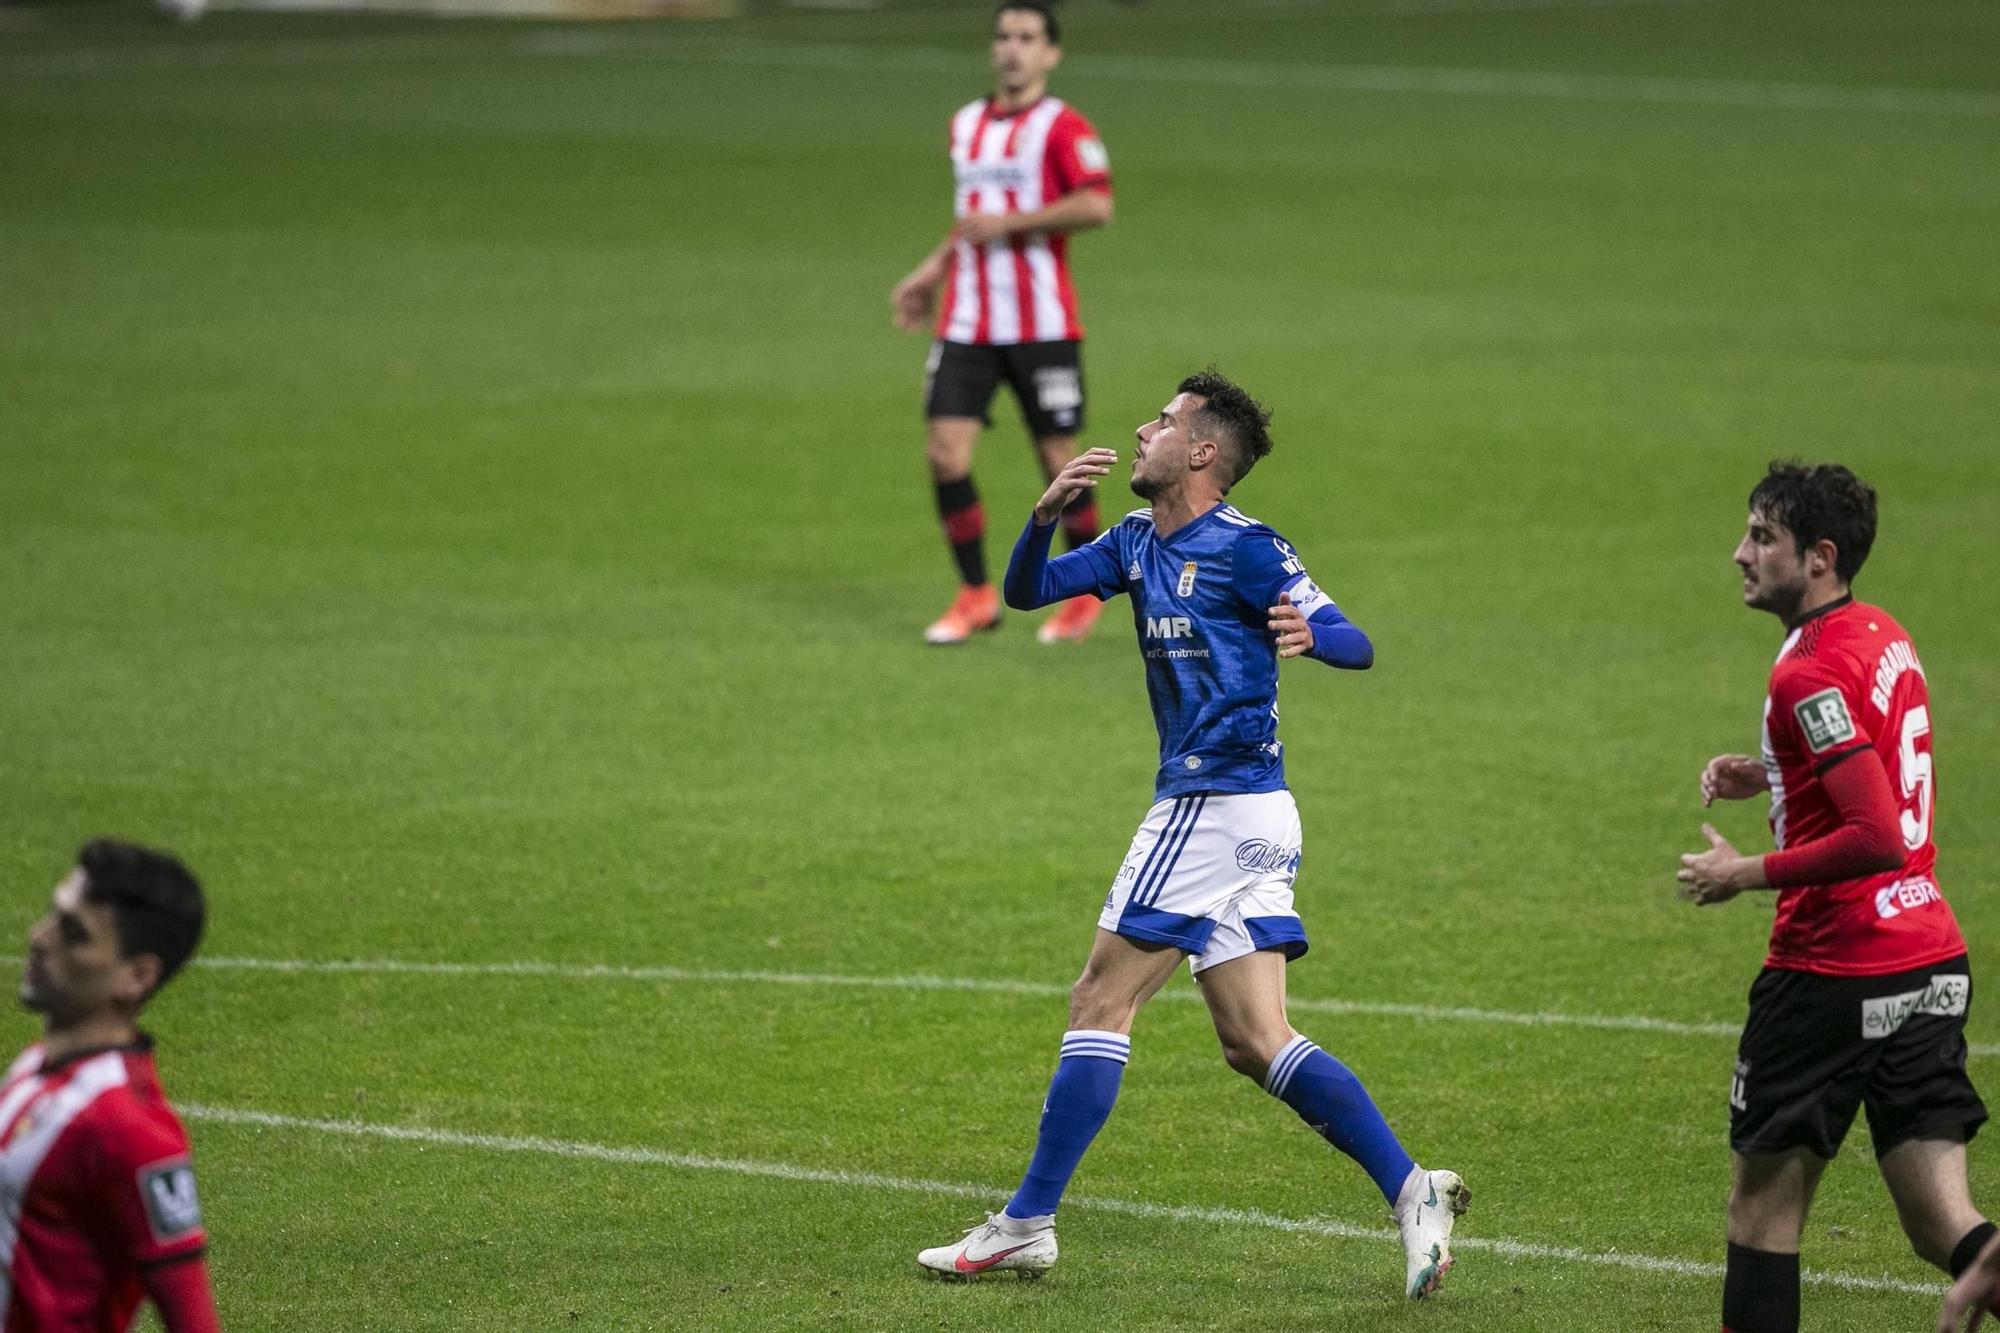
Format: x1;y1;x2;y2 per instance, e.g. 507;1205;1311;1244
1215;1026;1289;1083
925;430;974;479
1066;971;1128;1032
1726;1185;1805;1252
1218;1038;1265;1082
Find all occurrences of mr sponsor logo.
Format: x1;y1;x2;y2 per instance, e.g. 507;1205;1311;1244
1144;615;1210;659
1234;839;1301;876
1874;876;1943;920
1861;974;1969;1040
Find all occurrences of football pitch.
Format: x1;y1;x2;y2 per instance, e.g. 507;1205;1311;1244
3;0;1997;1327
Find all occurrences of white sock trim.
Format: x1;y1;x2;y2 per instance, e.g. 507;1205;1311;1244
1263;1035;1318;1097
1059;1029;1131;1065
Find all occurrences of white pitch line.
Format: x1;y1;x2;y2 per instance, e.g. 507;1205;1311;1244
188;955;2000;1057
182;1102;1943;1298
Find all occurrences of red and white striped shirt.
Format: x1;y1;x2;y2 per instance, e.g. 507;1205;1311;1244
938;96;1112;346
0;1041;207;1332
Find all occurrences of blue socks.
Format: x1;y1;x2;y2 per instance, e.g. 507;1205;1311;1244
1000;1029;1411;1220
1264;1034;1415;1204
1004;1029;1130;1220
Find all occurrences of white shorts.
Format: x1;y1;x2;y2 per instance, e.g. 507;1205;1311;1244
1097;790;1308;974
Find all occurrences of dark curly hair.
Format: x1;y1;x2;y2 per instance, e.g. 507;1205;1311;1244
1749;460;1878;584
994;1;1059;43
1178;370;1273;492
77;839;206;992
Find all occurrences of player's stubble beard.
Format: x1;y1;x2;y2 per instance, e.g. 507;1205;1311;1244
1743;565;1807;625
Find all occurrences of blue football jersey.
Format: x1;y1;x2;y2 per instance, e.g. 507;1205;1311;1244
1006;503;1372;799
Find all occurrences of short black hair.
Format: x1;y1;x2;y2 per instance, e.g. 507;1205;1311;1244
994;1;1059;44
76;839;205;992
1178;370;1274;491
1748;460;1878;584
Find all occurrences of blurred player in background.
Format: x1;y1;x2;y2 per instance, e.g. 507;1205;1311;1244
1678;462;1991;1333
890;1;1115;646
915;371;1470;1299
6;839;219;1332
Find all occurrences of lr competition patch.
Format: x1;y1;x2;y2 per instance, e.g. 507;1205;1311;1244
1077;137;1109;173
139;1158;203;1243
1793;687;1857;753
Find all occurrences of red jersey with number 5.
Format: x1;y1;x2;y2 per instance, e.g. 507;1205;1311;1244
1760;598;1963;976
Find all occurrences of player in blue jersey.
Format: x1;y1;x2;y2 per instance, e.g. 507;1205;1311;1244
915;371;1470;1298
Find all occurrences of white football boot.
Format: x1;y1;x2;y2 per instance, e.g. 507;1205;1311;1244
1393;1167;1470;1299
917;1211;1058;1280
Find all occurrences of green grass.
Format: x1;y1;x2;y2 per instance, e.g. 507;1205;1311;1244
2;0;1998;1327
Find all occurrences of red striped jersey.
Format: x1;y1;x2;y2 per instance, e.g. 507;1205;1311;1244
0;1041;206;1331
937;96;1112;346
1760;598;1964;976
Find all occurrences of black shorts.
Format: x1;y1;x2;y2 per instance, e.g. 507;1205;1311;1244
1731;955;1987;1160
923;338;1085;438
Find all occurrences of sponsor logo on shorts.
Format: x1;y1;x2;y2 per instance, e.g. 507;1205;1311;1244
1033;366;1083;414
1234;839;1301;876
1794;687;1856;754
1861;974;1969;1039
1874;876;1942;920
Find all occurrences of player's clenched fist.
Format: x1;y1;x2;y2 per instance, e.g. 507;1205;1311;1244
1034;448;1118;524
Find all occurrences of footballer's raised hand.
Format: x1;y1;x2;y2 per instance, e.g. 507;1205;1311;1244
1034;448;1117;524
1700;754;1769;807
1269;591;1314;659
1678;823;1758;906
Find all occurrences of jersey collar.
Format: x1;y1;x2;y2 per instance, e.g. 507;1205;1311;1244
1785;592;1853;632
986;93;1047;121
1154;502;1226;550
37;1032;153;1075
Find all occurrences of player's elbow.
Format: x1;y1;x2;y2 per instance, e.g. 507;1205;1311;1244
1076;190;1113;230
1858;830;1905;874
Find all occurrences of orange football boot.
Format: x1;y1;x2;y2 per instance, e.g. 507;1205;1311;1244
924;584;1002;645
1036;594;1104;644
